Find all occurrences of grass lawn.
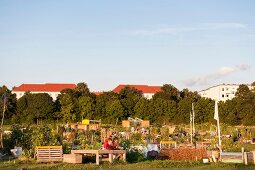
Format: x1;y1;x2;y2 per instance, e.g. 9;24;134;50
1;160;255;170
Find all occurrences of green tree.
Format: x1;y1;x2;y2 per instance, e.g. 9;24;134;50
153;84;180;102
134;98;150;119
180;88;201;102
105;100;124;124
0;86;17;122
57;89;80;122
149;98;177;125
234;84;255;125
74;82;91;96
16;93;55;123
78;96;95;120
176;97;192;124
94;92;118;122
119;86;143;118
194;98;214;124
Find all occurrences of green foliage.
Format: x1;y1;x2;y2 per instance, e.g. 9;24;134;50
16;93;55;124
105;100;125;124
94;92;119;122
0;86;17;122
74;130;101;150
4;124;62;158
78;96;95;119
120;140;131;150
119;86;143;118
129;133;143;145
134;98;150;119
153;84;180;101
4;83;255;126
126;150;146;163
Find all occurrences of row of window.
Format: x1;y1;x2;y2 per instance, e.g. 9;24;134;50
222;87;237;91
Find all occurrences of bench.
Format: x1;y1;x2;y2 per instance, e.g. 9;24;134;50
35;146;63;162
71;149;127;165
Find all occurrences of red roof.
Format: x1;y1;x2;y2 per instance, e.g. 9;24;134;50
13;83;76;92
112;85;162;94
93;91;104;95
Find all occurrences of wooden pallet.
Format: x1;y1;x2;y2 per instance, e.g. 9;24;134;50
35;146;63;162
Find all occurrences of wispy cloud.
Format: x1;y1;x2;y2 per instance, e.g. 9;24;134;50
182;64;251;87
130;22;247;36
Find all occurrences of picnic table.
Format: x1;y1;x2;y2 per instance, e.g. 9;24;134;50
71;149;127;165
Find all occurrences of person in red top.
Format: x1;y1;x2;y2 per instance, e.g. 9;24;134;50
103;138;113;150
112;137;120;150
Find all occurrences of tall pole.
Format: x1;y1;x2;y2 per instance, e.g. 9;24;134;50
216;115;221;146
214;100;222;150
192;103;195;137
190;112;193;145
0;105;5;148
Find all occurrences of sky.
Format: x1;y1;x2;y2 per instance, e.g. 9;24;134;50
1;0;255;92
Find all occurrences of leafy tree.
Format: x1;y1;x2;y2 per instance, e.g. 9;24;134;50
94;92;118;121
119;86;143;118
74;82;91;96
175;98;192;124
153;84;180;102
105;100;124;124
180;88;201;102
149;98;177;125
219;100;239;125
78;96;95;120
16;93;55;123
233;84;255;125
56;89;79;122
194;98;214;124
134;98;150;119
0;86;17;122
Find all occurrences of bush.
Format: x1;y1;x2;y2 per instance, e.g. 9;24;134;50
120;140;131;150
126;150;146;163
4;124;62;158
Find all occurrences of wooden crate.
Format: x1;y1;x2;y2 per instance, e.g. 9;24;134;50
141;120;150;128
35;146;63;162
63;154;82;164
122;120;130;127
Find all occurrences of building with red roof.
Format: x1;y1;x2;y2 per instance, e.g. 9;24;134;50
12;83;76;100
112;84;162;99
92;91;104;95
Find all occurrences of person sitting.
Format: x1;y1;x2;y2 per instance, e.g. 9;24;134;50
112;137;120;150
103;138;113;150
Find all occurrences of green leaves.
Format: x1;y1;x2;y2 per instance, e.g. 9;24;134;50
16;93;55;123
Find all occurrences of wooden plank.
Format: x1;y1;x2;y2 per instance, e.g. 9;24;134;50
96;153;100;165
35;146;63;162
36;146;62;149
71;150;98;154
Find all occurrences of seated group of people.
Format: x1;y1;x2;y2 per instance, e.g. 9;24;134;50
103;137;120;150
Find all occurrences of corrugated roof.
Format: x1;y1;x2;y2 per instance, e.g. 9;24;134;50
13;83;76;92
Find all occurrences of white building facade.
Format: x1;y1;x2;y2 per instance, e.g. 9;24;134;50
198;84;252;102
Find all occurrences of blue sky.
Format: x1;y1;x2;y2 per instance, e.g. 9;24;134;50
1;0;255;92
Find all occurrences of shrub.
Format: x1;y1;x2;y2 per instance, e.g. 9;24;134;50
126;150;146;163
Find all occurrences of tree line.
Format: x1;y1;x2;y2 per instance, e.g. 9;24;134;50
0;82;255;125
